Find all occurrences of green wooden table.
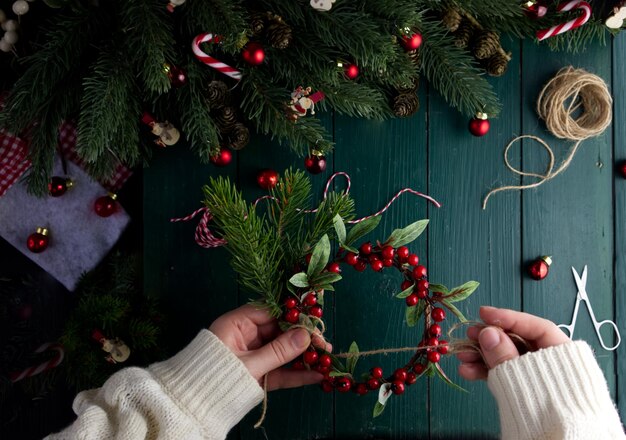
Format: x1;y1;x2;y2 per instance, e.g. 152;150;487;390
143;35;625;439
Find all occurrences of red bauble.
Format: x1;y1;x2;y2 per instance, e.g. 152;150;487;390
256;169;279;190
524;1;547;19
26;227;49;253
48;176;73;197
401;33;422;51
528;256;552;280
618;161;626;178
431;307;446;322
304;154;327;174
469;112;490;137
166;64;188;87
242;42;265;65
94;194;118;217
344;63;359;80
210;148;233;167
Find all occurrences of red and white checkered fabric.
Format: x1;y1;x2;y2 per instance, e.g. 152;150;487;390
0;128;31;197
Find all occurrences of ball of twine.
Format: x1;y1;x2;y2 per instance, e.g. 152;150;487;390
483;67;612;209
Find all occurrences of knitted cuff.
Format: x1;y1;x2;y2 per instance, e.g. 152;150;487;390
487;341;623;440
149;330;264;438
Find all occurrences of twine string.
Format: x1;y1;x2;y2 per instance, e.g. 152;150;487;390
482;66;612;209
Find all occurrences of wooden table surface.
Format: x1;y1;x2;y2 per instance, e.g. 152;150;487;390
3;35;624;439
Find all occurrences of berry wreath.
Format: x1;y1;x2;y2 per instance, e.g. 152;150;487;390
199;169;478;417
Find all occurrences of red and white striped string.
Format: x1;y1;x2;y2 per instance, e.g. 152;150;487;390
171;172;441;248
536;1;592;41
192;33;242;81
9;342;64;383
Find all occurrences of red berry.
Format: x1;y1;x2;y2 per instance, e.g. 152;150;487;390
367;378;381;390
427;351;441;363
408;254;419;266
371;260;384;272
327;262;341;273
406;372;417;385
315;365;330;375
429;324;442;337
401;280;413;291
438;340;449;355
303;350;319;365
345;252;358;265
405;293;419;307
318;354;332;368
381;246;395;259
391;380;405;395
383;258;394;267
292;360;305;370
413;363;426;375
432;307;446;322
417;279;429;291
305;253;312;264
394;368;408;382
413;265;427;278
336;377;352;393
304;293;317;306
321;380;334;393
397;246;410;259
370;367;383;379
426;337;439;348
416;289;428;299
309;305;323;318
284;297;298;309
354;383;368;395
284;308;300;323
354;260;367;272
360;242;372;255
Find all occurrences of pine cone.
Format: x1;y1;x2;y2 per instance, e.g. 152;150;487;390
407;49;422;68
442;8;463;32
207;81;229;110
484;52;510;77
250;11;268;37
397;77;420;94
392;92;420;118
472;31;501;60
216;107;237;134
454;20;475;48
267;16;292;49
229;123;250;150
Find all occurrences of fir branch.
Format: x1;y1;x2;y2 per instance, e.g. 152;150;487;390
118;0;176;95
322;81;390;119
544;19;608;52
307;192;356;248
183;0;247;53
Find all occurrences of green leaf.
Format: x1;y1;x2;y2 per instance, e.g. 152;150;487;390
329;371;352;377
373;401;386;418
395;283;415;299
445;281;480;303
345;216;382;246
308;235;331;278
333;214;346;243
441;299;467;322
309;272;342;286
329;354;346;372
289;272;309;288
342;244;359;254
346;341;359;374
428;283;449;295
434;363;468;393
317;284;334;292
385;220;429;247
405;300;425;327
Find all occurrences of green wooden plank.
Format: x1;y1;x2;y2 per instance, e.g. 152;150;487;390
614;33;626;419
520;42;615;395
333;101;429;438
428;36;522;439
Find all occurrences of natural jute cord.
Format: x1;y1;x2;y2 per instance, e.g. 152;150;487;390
482;67;612;209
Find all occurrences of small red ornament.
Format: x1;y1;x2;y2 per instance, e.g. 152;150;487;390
528;256;552;280
48;177;73;197
164;63;187;87
344;63;359;80
94;194;118;217
468;112;490;137
304;154;327;174
26;227;49;253
242;42;265;65
401;33;422;51
618;161;626;179
210;148;232;167
524;0;548;19
256;169;279;190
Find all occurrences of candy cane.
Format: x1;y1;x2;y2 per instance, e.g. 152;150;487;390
9;343;64;383
192;33;242;81
536;1;592;41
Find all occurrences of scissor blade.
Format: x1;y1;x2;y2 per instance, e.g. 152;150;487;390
571;267;589;301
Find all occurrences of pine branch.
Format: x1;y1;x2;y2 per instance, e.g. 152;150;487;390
307;192;355;248
183;0;247;53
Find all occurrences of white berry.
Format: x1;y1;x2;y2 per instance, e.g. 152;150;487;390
0;39;12;52
3;30;18;44
3;19;18;31
12;0;30;15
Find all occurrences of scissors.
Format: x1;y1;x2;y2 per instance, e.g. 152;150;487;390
558;266;621;351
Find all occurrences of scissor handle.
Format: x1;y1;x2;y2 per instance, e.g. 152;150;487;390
557;323;574;339
594;319;621;351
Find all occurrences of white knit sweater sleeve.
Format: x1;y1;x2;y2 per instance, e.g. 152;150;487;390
45;330;264;440
487;341;625;440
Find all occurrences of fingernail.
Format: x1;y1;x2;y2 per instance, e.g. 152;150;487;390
480;306;497;312
479;327;501;351
291;329;310;349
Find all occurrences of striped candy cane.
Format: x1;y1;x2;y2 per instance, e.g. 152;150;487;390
9;343;65;383
192;33;242;81
536;1;592;41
